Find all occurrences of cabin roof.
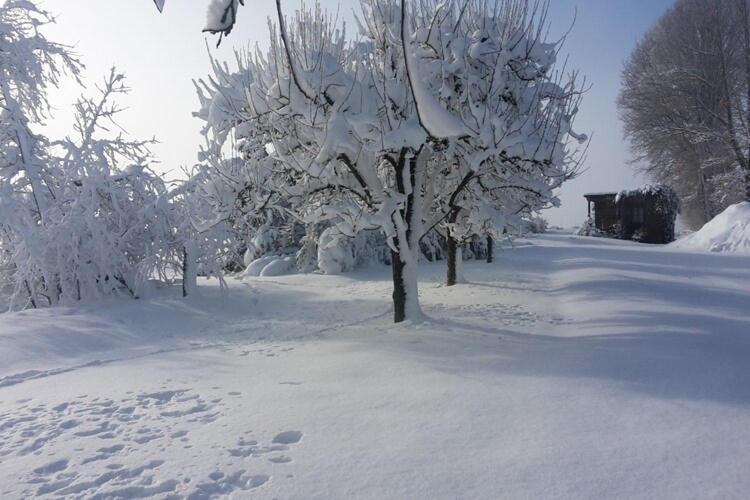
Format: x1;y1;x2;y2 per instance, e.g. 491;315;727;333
584;192;617;201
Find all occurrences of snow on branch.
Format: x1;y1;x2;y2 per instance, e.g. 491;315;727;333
153;0;245;45
400;0;468;140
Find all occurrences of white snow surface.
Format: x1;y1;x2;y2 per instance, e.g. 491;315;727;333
671;201;750;254
1;233;750;499
243;256;295;278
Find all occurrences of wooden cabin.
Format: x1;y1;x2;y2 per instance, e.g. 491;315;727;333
584;186;679;244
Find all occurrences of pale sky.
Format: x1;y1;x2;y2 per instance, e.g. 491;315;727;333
43;0;675;227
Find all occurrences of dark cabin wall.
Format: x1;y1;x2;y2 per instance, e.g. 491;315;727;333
616;196;645;240
585;191;678;244
596;202;618;233
587;195;618;233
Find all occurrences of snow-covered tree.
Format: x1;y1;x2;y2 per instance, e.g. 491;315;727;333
620;0;750;228
192;0;585;320
0;0;82;307
1;68;183;308
191;57;306;273
396;0;586;286
0;0;82;219
196;1;433;322
168;163;241;297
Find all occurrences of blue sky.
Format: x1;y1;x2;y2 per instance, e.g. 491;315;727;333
45;0;675;226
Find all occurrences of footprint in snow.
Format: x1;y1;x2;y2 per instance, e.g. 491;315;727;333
273;430;303;445
32;459;69;475
2;389;305;498
187;470;269;499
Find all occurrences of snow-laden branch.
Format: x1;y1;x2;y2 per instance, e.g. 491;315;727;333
154;0;245;45
400;0;468;140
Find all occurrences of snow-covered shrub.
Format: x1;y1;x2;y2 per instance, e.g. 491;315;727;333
576;217;606;237
0;1;83;308
464;235;490;262
525;215;549;234
317;228;356;275
420;230;446;262
169;169;238;296
0;57;184;306
295;224;321;273
631;228;646;242
246;223;281;261
46;71;178;299
316;227;394;275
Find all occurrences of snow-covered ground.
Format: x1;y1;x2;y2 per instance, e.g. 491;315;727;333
1;233;750;499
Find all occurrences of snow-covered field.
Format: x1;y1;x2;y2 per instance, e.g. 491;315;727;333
1;232;749;499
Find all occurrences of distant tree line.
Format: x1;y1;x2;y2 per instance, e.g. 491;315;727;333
619;0;750;228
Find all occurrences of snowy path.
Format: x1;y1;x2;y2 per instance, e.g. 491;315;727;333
1;233;750;499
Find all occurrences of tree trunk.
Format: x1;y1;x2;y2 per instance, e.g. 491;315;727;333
446;232;458;287
182;242;198;297
182;249;189;298
391;248;407;323
741;0;750;202
24;280;37;309
455;247;464;283
390;152;423;323
486;235;494;264
698;167;711;223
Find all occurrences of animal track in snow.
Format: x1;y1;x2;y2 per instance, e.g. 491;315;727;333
0;388;224;497
1;385;304;498
186;470;270;499
228;430;303;467
234;343;296;359
431;301;572;329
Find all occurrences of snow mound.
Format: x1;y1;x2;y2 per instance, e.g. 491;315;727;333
671;202;750;254
243;256;296;277
259;256;295;277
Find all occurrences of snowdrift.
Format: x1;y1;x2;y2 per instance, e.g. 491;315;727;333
242;255;296;277
671;202;750;254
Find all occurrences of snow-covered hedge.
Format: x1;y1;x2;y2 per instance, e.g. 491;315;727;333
617;184;680;243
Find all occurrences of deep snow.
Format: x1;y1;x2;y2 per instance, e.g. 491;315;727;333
672;201;750;254
1;233;750;499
